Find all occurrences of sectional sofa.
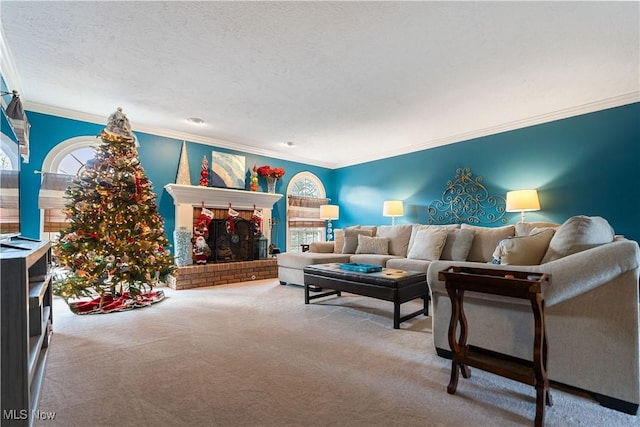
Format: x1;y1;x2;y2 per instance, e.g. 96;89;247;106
276;216;640;415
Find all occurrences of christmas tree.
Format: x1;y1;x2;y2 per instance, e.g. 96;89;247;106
53;108;175;311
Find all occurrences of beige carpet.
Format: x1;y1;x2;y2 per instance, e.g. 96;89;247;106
35;279;637;427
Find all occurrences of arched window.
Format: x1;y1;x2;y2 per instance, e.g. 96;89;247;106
0;133;19;170
39;136;100;239
285;172;329;253
0;134;20;234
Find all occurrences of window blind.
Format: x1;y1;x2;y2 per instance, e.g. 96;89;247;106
0;170;19;233
287;195;329;228
38;172;74;232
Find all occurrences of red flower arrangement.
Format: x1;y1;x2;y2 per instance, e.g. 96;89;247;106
256;165;286;180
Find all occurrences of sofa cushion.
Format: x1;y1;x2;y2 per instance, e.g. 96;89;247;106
333;229;345;253
408;224;459;255
277;252;352;269
350;254;400;267
515;221;559;237
376;224;413;256
355;235;389;255
309;242;335;253
386;257;431;273
333;225;363;253
461;224;515;262
407;227;449;261
359;225;378;235
342;228;375;254
492;228;556;265
541;215;615;263
441;228;475;261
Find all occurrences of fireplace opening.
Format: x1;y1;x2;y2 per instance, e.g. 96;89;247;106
206;217;260;263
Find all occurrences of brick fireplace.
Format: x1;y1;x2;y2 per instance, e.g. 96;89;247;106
167;259;277;290
164;184;283;289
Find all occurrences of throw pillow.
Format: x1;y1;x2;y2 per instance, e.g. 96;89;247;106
440;229;475;261
492;229;555;265
375;224;413;256
359;225;378;236
342;228;375;254
461;224;515;263
333;226;360;254
406;227;449;260
515;221;560;237
541;215;615;263
355;235;390;255
333;229;345;254
408;224;459;255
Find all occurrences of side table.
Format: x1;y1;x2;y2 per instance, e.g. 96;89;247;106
438;266;553;427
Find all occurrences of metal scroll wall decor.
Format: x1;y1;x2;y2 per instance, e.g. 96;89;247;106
427;168;506;225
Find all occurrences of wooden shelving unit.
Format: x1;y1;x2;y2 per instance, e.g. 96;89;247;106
1;237;52;427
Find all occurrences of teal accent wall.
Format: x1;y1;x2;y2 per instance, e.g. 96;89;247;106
19;112;333;250
334;103;640;242
18;102;640;250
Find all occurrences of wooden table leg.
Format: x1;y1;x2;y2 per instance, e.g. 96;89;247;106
446;286;471;394
531;294;552;427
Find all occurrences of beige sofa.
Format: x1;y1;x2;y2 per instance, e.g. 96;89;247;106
277;217;640;415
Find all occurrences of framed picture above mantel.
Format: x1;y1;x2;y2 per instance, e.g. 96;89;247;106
211;151;246;189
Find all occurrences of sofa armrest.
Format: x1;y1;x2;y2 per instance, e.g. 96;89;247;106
309;242;336;253
428;239;640;307
534;238;640;306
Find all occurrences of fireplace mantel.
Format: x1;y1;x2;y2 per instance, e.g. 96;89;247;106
164;184;282;210
164;184;283;249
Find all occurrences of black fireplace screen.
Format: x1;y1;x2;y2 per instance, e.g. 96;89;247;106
206;218;259;263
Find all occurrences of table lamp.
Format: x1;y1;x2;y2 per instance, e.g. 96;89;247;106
383;200;404;225
506;189;540;222
320;204;339;240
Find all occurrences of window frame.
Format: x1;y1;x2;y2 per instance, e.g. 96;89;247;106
39;136;101;240
285;171;328;253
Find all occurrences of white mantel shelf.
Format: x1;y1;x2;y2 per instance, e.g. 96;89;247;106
164;184;282;209
164;184;283;248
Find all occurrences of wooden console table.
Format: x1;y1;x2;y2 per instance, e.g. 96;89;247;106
438;266;553;427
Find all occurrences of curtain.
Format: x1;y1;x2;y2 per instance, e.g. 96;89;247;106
38;172;74;232
0;170;19;233
287;195;329;228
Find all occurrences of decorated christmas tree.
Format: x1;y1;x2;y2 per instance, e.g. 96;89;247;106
53;108;175;313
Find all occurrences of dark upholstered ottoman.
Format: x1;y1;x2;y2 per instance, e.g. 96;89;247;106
303;263;429;329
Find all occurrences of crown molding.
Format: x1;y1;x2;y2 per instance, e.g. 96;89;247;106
23;92;639;171
22;101;336;169
331;92;640;168
0;28;23;97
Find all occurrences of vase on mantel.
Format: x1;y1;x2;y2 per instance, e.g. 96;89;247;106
266;176;276;193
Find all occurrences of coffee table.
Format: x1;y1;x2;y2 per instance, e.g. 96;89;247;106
303;263;429;329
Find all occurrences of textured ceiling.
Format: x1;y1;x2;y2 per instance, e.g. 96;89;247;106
1;1;638;168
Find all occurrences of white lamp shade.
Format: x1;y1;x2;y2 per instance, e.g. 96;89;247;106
319;204;339;220
383;200;404;217
506;189;540;212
